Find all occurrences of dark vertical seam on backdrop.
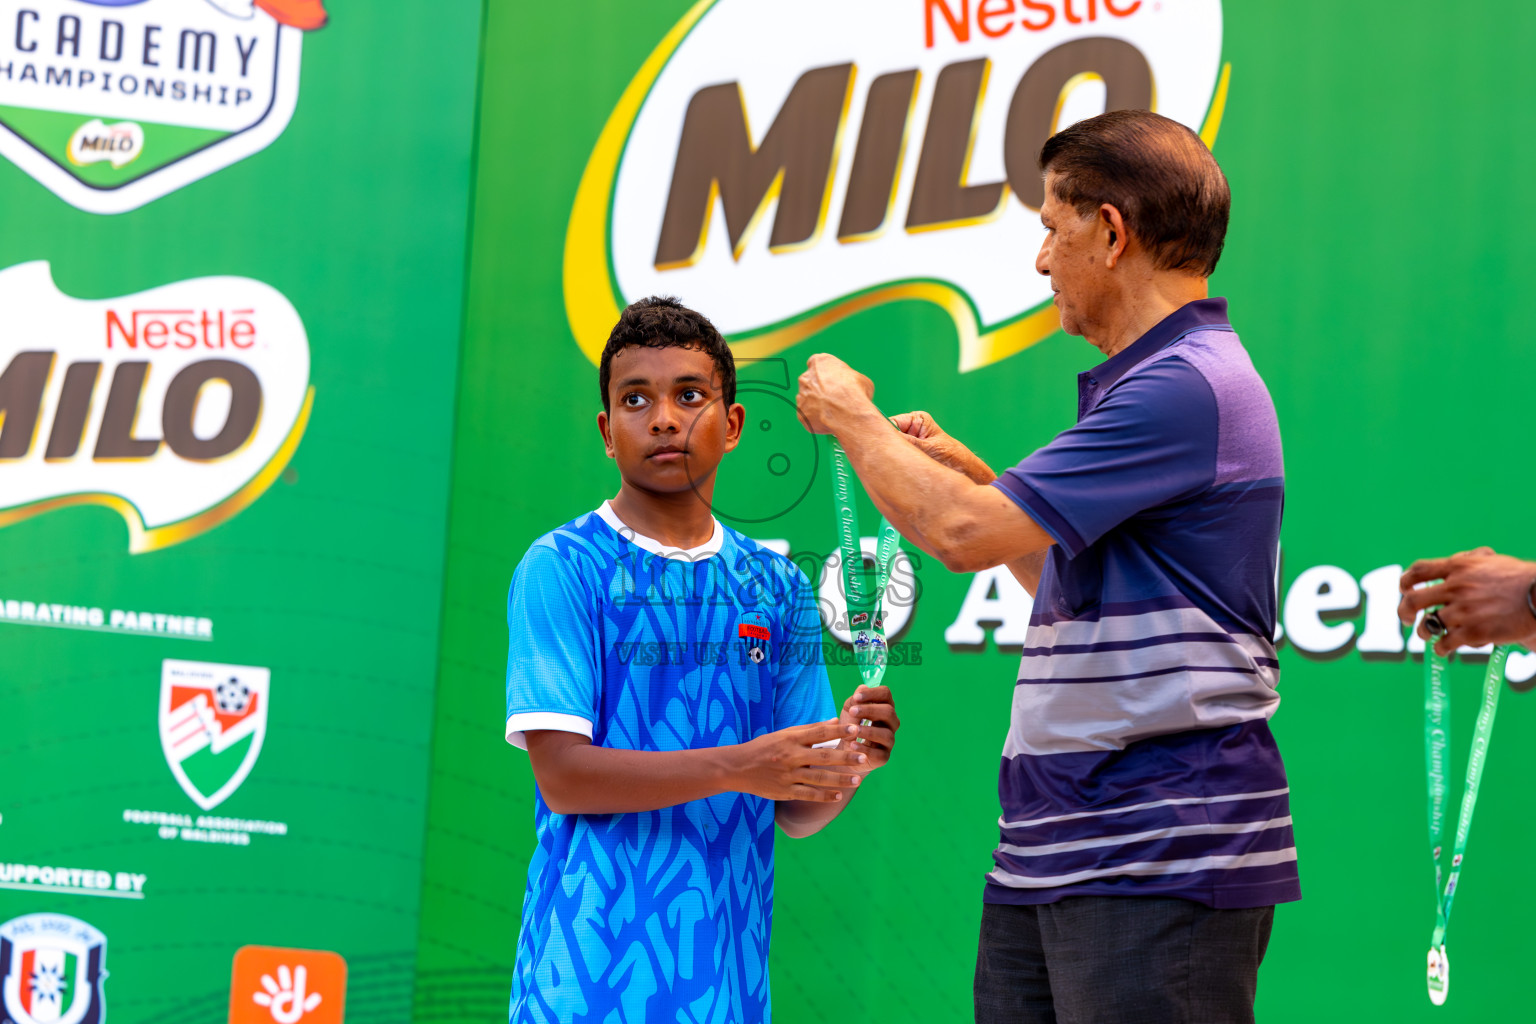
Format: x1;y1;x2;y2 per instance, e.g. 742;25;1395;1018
411;0;495;1019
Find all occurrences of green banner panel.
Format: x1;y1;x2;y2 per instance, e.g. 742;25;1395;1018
421;2;1536;1022
0;4;482;1024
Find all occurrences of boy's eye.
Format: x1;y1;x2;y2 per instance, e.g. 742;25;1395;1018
622;393;647;407
681;388;704;403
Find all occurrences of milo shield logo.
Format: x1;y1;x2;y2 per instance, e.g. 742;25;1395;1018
567;0;1227;372
0;0;328;214
0;261;312;552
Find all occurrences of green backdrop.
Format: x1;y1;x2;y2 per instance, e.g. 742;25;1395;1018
5;2;1536;1022
0;2;482;1023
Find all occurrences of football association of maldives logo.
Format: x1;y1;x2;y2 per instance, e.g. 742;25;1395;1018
0;914;108;1024
159;658;270;810
0;0;329;213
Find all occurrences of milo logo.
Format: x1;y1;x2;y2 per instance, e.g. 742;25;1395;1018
566;0;1227;372
0;0;328;214
0;261;312;552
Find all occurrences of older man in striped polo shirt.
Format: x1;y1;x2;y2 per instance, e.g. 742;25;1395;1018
797;109;1296;1023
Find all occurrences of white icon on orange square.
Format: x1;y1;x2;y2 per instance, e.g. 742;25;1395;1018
230;946;346;1024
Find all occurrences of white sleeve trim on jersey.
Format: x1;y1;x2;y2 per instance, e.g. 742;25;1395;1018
505;712;595;749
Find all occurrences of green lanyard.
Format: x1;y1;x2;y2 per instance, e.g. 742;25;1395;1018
1424;642;1511;1005
829;438;901;689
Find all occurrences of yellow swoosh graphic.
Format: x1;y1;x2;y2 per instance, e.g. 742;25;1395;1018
1200;62;1232;150
564;0;718;367
0;386;315;553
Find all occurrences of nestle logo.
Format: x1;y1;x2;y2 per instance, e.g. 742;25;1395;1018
925;0;1144;48
106;309;256;350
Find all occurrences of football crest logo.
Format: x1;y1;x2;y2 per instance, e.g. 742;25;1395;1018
738;620;769;664
0;0;329;213
159;658;270;810
0;914;108;1024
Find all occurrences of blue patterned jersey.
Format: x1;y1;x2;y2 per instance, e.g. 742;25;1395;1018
504;503;835;1024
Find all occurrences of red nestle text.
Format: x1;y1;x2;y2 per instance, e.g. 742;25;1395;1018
106;309;257;350
925;0;1142;47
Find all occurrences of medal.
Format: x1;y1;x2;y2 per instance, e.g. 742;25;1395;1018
829;439;901;728
1422;638;1511;1004
1426;945;1449;1005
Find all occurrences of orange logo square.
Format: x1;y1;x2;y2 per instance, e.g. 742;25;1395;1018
230;945;347;1024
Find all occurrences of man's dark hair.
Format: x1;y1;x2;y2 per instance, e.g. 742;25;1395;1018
1039;109;1230;277
598;296;736;412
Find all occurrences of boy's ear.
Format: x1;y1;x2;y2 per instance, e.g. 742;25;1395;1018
596;410;616;459
722;402;745;454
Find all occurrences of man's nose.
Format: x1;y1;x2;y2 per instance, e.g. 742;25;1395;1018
1035;238;1051;277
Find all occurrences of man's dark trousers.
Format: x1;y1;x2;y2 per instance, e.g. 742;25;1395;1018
974;896;1274;1024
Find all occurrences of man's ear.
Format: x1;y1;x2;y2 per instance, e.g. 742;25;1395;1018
597;410;616;459
1100;203;1129;268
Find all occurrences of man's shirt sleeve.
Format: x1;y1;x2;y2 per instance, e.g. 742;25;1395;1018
773;565;837;731
992;357;1218;558
505;542;601;749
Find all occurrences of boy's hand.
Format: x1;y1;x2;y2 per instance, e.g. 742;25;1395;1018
839;685;900;771
730;720;866;802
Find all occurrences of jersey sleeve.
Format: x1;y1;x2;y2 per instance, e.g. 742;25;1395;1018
504;542;601;749
991;357;1218;559
772;563;837;731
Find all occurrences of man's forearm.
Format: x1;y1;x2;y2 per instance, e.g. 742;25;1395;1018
952;447;999;486
828;407;1053;572
829;408;989;560
1007;551;1048;598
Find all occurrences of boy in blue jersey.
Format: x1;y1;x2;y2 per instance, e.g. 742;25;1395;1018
504;296;900;1024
